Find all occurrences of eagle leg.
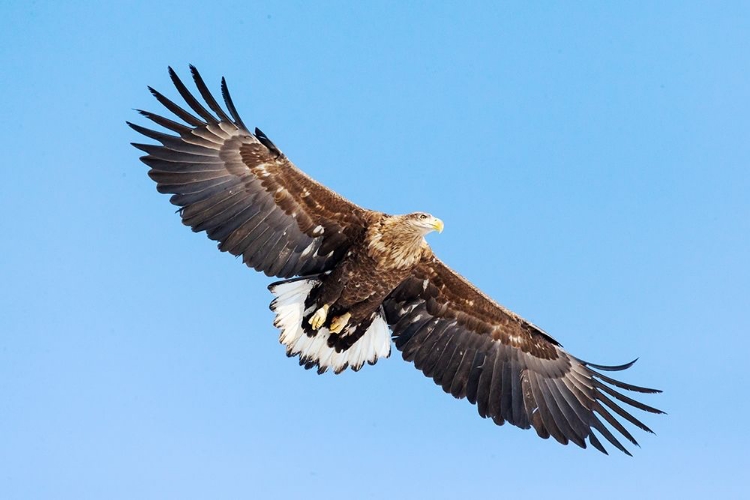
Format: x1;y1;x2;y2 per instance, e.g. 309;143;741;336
309;304;330;330
329;312;352;334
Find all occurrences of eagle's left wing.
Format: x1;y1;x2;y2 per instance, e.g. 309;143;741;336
128;66;372;279
383;252;663;455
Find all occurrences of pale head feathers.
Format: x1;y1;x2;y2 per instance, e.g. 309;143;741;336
366;212;443;270
394;212;444;236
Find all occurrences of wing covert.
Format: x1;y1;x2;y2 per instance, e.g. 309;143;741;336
129;66;370;278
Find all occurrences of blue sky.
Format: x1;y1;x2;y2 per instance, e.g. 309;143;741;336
1;1;748;498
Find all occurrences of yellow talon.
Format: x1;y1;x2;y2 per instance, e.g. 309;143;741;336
329;312;351;334
309;304;329;330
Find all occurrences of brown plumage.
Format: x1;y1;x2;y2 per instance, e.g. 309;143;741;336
129;66;663;455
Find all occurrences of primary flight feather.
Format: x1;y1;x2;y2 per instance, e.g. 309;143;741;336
129;66;662;455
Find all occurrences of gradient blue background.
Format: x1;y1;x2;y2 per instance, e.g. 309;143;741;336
2;1;748;498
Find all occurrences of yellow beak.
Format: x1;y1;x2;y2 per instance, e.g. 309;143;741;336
432;218;444;234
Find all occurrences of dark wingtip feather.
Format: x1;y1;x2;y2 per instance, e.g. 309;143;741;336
135;109;192;134
593;401;640;447
130;142;154;154
255;127;281;156
187;65;201;83
590;411;633;456
221;76;249;131
188;65;232;123
588;433;608;455
593;379;665;418
592;369;663;394
146;84;204;127
126;121;173;142
167;66;217;123
584;358;639;371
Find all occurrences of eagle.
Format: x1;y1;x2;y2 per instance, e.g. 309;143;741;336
129;66;662;455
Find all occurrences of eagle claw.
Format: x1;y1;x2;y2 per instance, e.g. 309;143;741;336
309;305;330;330
330;312;351;334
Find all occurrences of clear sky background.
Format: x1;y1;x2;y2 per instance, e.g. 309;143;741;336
1;1;748;498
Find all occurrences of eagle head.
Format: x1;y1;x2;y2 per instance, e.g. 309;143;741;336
406;212;444;235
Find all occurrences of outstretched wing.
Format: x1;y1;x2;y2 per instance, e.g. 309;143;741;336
383;252;663;455
128;66;371;278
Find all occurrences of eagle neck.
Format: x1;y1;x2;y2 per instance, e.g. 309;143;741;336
365;218;425;271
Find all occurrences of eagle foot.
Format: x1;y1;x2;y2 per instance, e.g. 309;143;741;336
329;312;351;334
309;304;330;330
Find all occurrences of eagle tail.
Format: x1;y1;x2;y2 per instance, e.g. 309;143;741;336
269;277;391;374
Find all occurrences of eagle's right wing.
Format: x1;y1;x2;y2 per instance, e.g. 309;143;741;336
384;252;663;455
128;66;371;278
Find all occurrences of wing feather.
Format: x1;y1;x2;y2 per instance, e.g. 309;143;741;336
188;65;232;123
168;67;217;123
130;66;371;277
383;252;663;455
464;349;486;404
449;334;482;398
135;110;192;134
477;346;505;425
544;377;589;445
147;86;203;127
413;320;448;372
529;371;566;444
425;324;459;380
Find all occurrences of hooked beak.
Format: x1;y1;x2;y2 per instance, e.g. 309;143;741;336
432;218;444;234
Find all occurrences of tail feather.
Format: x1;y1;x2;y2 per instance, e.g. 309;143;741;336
268;277;391;374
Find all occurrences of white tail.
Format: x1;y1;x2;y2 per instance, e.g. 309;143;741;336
269;278;391;374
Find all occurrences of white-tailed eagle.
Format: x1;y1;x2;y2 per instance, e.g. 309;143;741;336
129;66;662;455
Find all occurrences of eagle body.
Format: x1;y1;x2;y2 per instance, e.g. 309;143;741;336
274;212;442;372
130;66;663;455
317;213;438;322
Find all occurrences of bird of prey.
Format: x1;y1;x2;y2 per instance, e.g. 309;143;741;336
129;66;662;455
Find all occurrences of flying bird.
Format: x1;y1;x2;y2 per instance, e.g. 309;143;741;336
129;66;662;455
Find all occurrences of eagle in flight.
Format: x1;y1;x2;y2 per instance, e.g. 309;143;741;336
129;66;662;455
